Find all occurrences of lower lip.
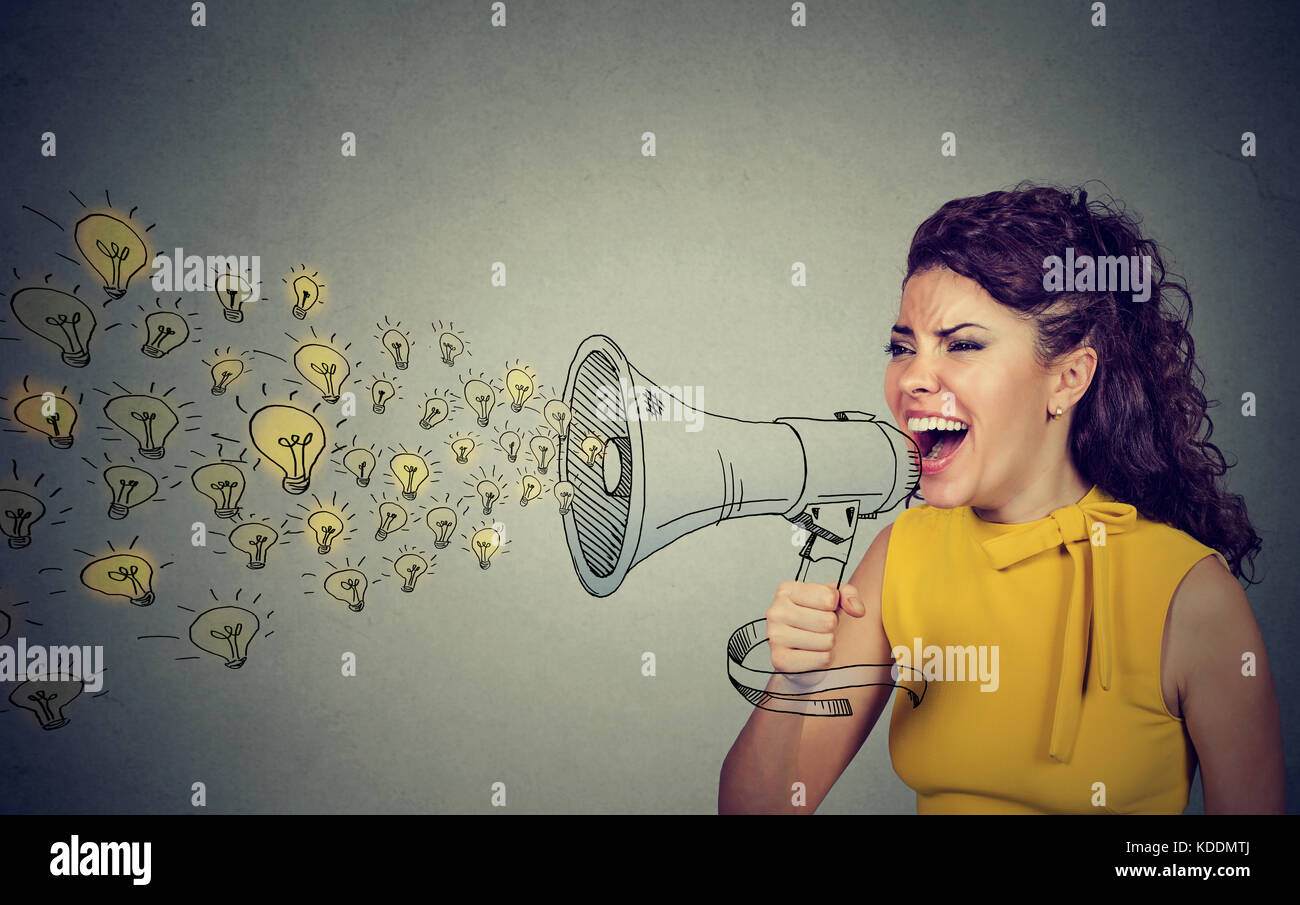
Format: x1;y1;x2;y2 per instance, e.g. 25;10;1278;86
920;431;968;475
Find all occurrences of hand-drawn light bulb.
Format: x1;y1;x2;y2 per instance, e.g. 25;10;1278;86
463;379;495;427
382;329;410;369
249;404;326;494
471;526;502;570
580;436;605;466
14;393;77;448
324;569;367;611
375;501;408;541
476;479;500;516
544;399;572;442
103;394;178;459
307;510;344;554
554;480;575;514
9;675;83;729
419;397;448;431
141;311;189;358
103;465;158;519
390;453;428;501
215;270;254;322
294;343;349;404
498;430;521;462
519;475;541;507
505;368;534;412
425;506;457;549
191;462;245;519
371;379;395;414
452;437;474;464
74;213;146;300
291;274;321;319
439;332;464;366
229;522;278;569
210;358;245;395
0;489;44;548
190;606;259;668
80;553;155;606
9;287;97;367
529;434;555;475
394;552;428;592
342;447;376;486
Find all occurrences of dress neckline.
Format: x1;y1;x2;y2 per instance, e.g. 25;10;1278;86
964;484;1109;534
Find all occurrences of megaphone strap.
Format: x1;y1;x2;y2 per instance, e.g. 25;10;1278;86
727;618;926;715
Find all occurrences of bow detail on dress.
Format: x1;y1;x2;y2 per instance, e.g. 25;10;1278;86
979;492;1138;763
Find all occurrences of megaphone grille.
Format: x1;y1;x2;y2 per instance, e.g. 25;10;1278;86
565;346;631;579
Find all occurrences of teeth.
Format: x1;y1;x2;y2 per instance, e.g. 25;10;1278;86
907;417;968;432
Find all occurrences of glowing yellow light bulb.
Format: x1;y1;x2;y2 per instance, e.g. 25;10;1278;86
394;552;428;592
229;522;278;569
342;447;376;486
141;311;189;358
529;434;555;475
390;453;429;501
9;287;97;367
463;379;495;427
103;465;158;520
452;437;475;464
580;436;605;466
505;368;534;412
544;399;572;442
191;462;245;519
209;358;245;395
476;479;500;516
80;553;155;606
190;606;259;668
103;394;178;459
439;332;464;366
307;510;344;554
425;506;457;549
215;270;254;322
249;404;326;494
382;329;410;369
375;501;408;540
371;378;395;414
324;569;367;611
519;474;541;507
420;397;448;431
554;480;575;514
471;526;502;570
74;213;147;300
293;343;349;404
291;274;322;319
13;393;78;448
0;489;44;548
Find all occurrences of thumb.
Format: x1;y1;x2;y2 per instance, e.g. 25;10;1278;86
828;582;864;617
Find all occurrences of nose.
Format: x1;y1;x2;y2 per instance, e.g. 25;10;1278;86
897;350;943;396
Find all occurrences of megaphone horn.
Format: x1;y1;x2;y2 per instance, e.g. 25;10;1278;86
560;334;920;597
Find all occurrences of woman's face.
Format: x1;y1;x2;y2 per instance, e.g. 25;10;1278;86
884;267;1060;511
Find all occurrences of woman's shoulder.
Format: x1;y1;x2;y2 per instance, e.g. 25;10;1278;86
1127;508;1230;571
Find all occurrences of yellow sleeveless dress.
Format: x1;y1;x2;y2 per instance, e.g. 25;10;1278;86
881;483;1227;814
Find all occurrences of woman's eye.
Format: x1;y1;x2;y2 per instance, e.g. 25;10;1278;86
882;341;980;357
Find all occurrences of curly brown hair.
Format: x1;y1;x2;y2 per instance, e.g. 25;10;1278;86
903;181;1262;585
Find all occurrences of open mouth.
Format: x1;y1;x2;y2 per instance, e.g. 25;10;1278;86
915;424;970;461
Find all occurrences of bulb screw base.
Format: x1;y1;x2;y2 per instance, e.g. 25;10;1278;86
105;285;126;300
355;477;370;487
373;404;386;414
245;561;265;570
282;476;309;494
317;544;330;555
348;601;365;612
479;561;490;570
141;345;164;359
401;491;416;501
130;591;155;607
537;466;548;476
215;508;238;520
322;394;339;404
108;502;129;520
401;585;414;593
507;454;517;463
48;436;74;449
375;529;388;541
511;403;522;413
292;306;307;319
139;446;164;460
395;361;408;370
7;536;31;549
223;657;247;668
223;308;243;323
477;417;489;428
433;540;449;549
60;349;90;367
211;386;227;396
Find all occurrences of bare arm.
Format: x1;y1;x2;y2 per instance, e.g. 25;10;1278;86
719;523;897;814
1172;555;1286;814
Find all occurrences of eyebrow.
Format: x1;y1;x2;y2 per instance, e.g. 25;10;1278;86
891;322;989;337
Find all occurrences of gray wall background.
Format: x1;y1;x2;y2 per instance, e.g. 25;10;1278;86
0;0;1295;813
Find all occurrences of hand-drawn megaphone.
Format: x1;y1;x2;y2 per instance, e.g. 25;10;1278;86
558;334;921;597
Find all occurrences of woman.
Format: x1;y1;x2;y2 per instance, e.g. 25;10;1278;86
719;183;1284;814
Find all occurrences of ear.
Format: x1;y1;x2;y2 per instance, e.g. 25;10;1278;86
1053;345;1098;405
